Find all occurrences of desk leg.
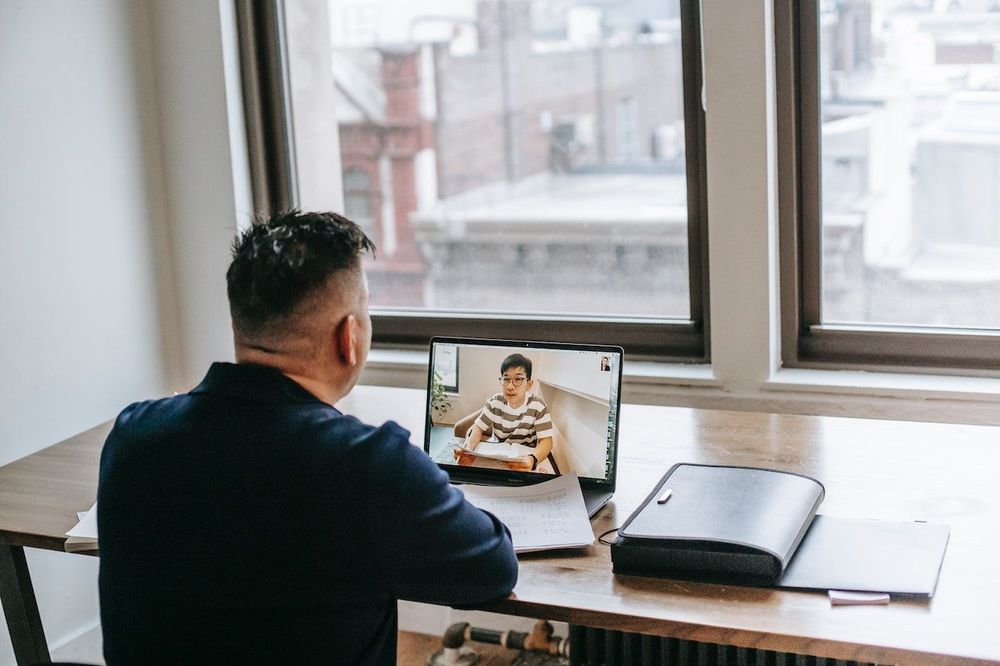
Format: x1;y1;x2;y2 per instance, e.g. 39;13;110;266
0;544;50;665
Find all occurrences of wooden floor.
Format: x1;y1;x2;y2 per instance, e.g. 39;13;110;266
398;630;517;665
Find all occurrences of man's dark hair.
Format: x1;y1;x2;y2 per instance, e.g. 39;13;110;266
500;353;532;379
226;210;375;334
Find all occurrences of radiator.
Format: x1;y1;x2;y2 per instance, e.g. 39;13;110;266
567;625;877;666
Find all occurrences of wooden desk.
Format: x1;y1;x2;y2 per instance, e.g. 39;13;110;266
3;387;999;665
0;421;108;664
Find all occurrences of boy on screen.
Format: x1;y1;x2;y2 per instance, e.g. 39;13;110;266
454;353;555;473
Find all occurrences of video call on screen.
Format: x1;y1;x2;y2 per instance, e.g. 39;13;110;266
427;342;619;482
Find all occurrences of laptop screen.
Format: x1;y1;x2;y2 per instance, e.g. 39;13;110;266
424;337;623;490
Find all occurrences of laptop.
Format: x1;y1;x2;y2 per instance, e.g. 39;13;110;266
423;336;624;517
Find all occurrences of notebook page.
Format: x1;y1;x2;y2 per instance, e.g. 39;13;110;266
460;474;594;553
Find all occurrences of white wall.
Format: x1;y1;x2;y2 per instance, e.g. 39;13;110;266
0;1;246;663
0;2;172;663
0;0;178;466
533;349;613;403
146;0;243;386
542;388;609;477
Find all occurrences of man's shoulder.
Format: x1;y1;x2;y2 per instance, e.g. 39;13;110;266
108;394;192;438
311;413;415;456
105;392;413;455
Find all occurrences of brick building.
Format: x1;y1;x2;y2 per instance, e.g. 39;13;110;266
333;0;688;312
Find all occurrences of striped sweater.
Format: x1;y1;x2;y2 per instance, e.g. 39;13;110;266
473;392;554;448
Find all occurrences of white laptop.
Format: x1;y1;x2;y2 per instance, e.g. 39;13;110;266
423;336;623;517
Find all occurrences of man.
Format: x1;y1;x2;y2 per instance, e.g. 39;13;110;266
98;211;517;665
454;353;555;473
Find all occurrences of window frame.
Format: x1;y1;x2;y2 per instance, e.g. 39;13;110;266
237;0;710;362
775;0;1000;374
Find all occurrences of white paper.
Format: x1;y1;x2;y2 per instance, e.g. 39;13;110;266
828;589;890;606
66;502;98;539
460;474;594;553
460;440;536;462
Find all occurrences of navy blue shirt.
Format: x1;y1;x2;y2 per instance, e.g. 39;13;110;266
98;362;517;665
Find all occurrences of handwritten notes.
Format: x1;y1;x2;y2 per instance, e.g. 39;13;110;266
460;474;594;553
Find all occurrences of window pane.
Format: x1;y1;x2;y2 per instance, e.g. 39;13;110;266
342;167;376;239
820;0;1000;329
433;343;459;392
285;0;691;318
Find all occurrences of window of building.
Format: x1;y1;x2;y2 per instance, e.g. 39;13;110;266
616;96;640;161
777;0;1000;371
238;0;708;360
342;167;377;243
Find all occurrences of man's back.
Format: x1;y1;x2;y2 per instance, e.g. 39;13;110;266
98;362;517;665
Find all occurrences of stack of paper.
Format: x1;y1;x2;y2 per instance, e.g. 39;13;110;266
65;502;99;553
458;440;536;462
460;474;594;553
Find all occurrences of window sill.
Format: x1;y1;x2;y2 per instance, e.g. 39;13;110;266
757;369;1000;426
361;349;722;393
361;350;1000;425
763;368;1000;402
366;349;1000;399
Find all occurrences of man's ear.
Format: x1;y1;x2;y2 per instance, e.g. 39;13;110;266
335;314;360;367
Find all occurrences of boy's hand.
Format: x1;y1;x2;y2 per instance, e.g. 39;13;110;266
452;446;476;466
505;456;534;472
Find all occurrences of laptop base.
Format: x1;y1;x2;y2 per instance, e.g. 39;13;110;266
583;489;613;518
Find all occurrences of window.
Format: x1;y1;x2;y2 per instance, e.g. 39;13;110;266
433;343;459;393
238;0;708;360
777;0;1000;371
342;168;377;243
616;96;640;160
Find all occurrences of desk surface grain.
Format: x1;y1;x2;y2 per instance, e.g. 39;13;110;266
339;386;1000;666
496;404;1000;666
2;386;998;664
0;422;108;551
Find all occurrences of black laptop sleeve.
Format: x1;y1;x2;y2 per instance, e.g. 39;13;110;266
611;463;825;585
